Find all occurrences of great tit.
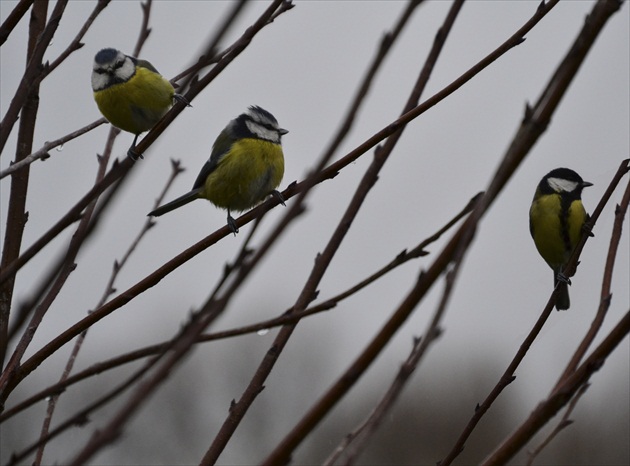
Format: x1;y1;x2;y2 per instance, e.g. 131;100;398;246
148;106;287;234
529;168;592;310
91;48;187;159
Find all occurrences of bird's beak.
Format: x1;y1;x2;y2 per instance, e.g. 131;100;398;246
279;128;289;135
582;181;594;188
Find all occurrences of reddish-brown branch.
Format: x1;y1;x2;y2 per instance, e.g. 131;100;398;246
0;0;34;45
0;0;49;371
482;310;630;465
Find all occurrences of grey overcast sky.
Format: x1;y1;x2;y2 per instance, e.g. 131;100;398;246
1;1;628;464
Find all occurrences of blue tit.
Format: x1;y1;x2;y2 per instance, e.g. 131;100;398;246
149;106;287;234
91;48;187;160
529;168;592;310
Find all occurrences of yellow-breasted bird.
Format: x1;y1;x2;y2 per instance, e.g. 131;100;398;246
529;168;592;310
148;106;287;234
91;48;188;159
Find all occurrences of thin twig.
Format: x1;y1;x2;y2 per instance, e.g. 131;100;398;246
439;159;629;466
326;237;469;465
0;0;34;46
203;2;427;463
60;4;294;464
0;0;49;373
129;0;294;160
1;124;117;401
1;0;531;405
0;0;68;155
0;0;111;178
0;0;157;401
553;167;630;388
32;160;184;464
525;383;590;466
171;0;249;90
0;191;473;424
257;1;466;463
0;119;107;179
0;1;293;288
6;349;171;466
482;310;630;465
132;0;153;58
44;0;111;77
0;189;474;424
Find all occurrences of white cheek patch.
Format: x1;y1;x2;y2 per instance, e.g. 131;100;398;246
548;177;578;193
117;59;136;81
246;120;280;143
91;58;136;91
91;72;109;91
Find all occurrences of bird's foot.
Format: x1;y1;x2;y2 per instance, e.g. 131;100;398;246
127;147;144;161
271;190;286;206
174;94;192;107
556;272;571;286
227;214;239;235
127;134;143;161
582;220;594;238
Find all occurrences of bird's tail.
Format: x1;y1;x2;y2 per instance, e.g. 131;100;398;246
554;276;570;311
148;189;201;217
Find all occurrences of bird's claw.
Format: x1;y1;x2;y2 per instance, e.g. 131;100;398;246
174;94;192;107
582;222;594;237
127;147;143;161
557;272;571;285
127;134;143;161
227;214;239;235
271;189;286;206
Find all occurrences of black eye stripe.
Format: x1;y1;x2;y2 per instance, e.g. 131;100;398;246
250;119;277;132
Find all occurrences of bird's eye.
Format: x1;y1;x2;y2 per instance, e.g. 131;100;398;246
114;60;124;69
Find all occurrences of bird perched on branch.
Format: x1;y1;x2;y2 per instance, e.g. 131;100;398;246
148;106;287;234
91;47;188;160
529;167;592;310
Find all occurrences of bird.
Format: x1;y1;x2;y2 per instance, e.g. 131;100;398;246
529;167;592;310
148;106;288;234
91;47;188;160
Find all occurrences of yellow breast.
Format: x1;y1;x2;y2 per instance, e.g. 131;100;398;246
93;66;174;135
201;138;285;212
530;194;586;270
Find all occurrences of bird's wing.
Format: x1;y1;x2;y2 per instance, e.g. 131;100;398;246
135;58;160;74
192;129;234;189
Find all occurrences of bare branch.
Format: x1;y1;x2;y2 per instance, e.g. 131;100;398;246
258;1;467;463
171;0;249;89
132;0;153;58
325;252;465;465
525;383;590;466
0;119;107;179
0;0;294;288
439;159;629;465
482;310;630;465
44;0;111;77
0;0;34;45
32;159;184;464
553;164;630;385
0;0;68;155
0;191;474;424
0;0;49;373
